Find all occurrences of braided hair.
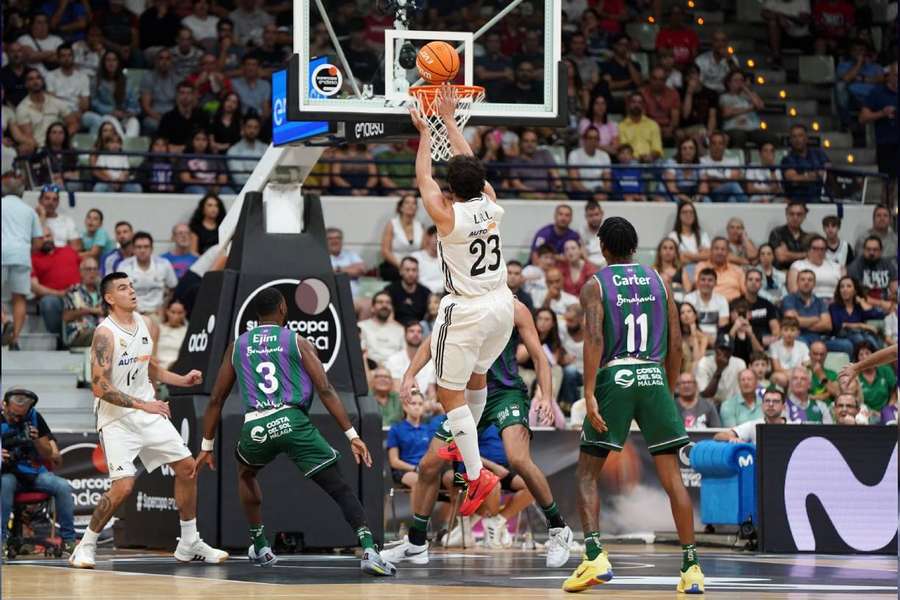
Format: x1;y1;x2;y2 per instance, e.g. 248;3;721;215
598;216;638;260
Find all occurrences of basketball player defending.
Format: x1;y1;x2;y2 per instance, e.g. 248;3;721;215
69;273;227;568
409;88;514;515
193;288;395;576
563;218;705;594
383;298;573;566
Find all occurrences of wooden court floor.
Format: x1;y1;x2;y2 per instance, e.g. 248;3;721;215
3;544;897;600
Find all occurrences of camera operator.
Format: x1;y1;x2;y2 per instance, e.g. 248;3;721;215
1;388;76;555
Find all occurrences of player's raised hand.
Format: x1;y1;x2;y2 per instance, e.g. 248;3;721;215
585;395;607;433
408;106;428;133
350;438;372;468
141;399;171;418
192;450;215;477
399;373;417;403
435;85;457;122
182;370;203;387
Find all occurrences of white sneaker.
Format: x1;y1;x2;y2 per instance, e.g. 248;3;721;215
68;541;96;569
381;536;429;565
248;544;278;567
482;515;508;549
546;526;573;568
499;524;513;548
174;537;229;563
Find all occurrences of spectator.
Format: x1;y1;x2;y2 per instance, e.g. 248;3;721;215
0;44;29;108
700;131;745;203
100;221;134;275
498;59;545;105
186;52;232;111
378;194;423;282
248;24;289;76
387;392;434;489
664;137;707;204
736;268;781;346
728;298;765;362
96;0;139;67
169;27;204;83
411;226;442;295
140;49;182;133
474;32;514;97
833;393;863;425
1;194;43;351
231;55;271;119
518;308;567;403
508;129;564;197
31;225;80;338
529;204;580;263
787;234;844;300
859;63;897;206
694;237;746;302
137;136;176;192
762;0;813;67
719;70;768;149
325;227;365;297
695;333;745;406
724;218;758;266
82;51;140;137
385;322;436;400
161;223;199;280
44;0;90;43
678;64;718;145
618;93;662;163
40;120;79;192
768;316;810;372
599;33;641;95
714;388;792;443
675;372;722;429
384;257;430;326
883;291;897;345
36;184;79;250
640;66;681;143
80;208;114;261
768;200;812;271
679;302;709;373
358;291;405;367
812;0;855;55
853;205;896;265
331;144;378;196
558;240;596;297
655;5;699;67
17;13;63;71
209;92;243;153
158;82;210;152
577;94;619;155
822;214;854;267
71;24;103;81
370;366;403;427
1;389;76;554
559;303;585;403
749;352;774;388
829;276;884;350
655;238;688;301
182;0;219;45
611;144;643;201
61;257;102;348
852;341;897;418
835;39;883;130
92;131;142;193
760;243;791;305
516;28;545;70
156;299;187;370
667;199;710;267
719;368;764;427
807;340;840;405
178;129;235;194
118;231;178;320
506;260;534;312
535;267;579;317
226;115;265;186
847;236;898;309
567;126;610;200
782;269;838;344
15;69;75;148
211;18;244;76
694;30;739;93
781;124;830;202
786;367;832;423
229;0;274;46
745;142;783;202
657;47;683;90
188;193;225;255
684;268;729;343
377;142;416;194
566;33;599;87
420;294;441;336
138;0;181;58
45;45;89;127
581;200;605;267
475;129;510;190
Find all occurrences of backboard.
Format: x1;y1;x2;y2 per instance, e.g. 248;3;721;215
288;0;564;127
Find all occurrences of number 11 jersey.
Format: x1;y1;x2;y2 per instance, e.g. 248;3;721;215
437;194;507;297
233;325;313;413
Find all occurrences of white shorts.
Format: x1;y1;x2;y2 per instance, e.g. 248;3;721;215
1;265;32;301
99;411;191;480
430;285;515;391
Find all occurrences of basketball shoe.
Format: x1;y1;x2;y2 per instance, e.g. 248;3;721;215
361;548;397;576
562;551;614;592
459;468;499;516
248;544;278;567
677;564;705;594
174;537;229;563
68;540;96;569
546;525;573;568
381;536;429;564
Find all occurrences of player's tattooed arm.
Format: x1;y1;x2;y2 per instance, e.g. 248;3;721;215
90;328;146;409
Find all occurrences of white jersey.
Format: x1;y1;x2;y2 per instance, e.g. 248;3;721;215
94;315;156;429
437;195;507;297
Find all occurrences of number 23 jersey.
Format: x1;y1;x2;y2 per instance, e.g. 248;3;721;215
232;325;314;413
437;194;507;297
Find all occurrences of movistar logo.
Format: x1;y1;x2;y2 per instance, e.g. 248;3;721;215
614;370;635;388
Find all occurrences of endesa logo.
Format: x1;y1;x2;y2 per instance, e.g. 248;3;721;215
187;315;216;353
234;279;342;371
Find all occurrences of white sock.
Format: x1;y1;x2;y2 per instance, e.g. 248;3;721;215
81;528;100;545
180;518;199;544
465;386;488;427
447;404;483;478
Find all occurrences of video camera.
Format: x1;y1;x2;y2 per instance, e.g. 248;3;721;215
1;388;41;484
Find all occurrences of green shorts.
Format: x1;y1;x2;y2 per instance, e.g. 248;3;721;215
580;362;688;455
236;407;340;477
433;387;531;443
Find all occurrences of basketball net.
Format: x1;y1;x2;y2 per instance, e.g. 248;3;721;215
408;84;485;162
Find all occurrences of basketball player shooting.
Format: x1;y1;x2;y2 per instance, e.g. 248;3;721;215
408;87;514;516
69;272;228;568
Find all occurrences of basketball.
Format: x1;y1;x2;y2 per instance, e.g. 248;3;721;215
416;41;460;83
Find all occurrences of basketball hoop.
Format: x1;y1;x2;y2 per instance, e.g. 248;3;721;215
408;84;485;162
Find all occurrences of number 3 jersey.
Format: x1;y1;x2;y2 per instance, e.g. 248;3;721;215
95;316;156;429
233;325;314;413
594;264;668;365
437;194;508;297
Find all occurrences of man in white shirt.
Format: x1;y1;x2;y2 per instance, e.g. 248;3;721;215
226;115;266;186
581;200;605;267
358;291;405;366
683;268;729;342
822;215;853;267
694;334;747;407
326;227;365;298
411;226;443;295
762;0;812;64
117;232;178;319
700;131;744;203
36;184;79;249
567;126;610;200
522;244;556;300
44;44;89;121
785;366;833;423
15;69;75;147
533;267;578;317
385;322;436;401
694;30;739;93
714;388;793;444
16;13;63;73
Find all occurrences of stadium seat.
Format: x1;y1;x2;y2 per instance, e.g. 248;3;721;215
124;136;151;167
625;23;659;52
71;133;94;166
798;56;835;84
816;132;853;149
824;352;850;373
784;100;819;117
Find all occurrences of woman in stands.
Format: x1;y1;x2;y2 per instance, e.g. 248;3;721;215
378;194;424;282
178;128;234;196
850;341;897;423
679;302;708;373
577;94;619;156
517;308;568;406
667;199;710;273
663;137;708;204
91;131;141;193
157;300;188;371
829;276;885;351
43;122;79;189
559;239;597;297
478;129;510;191
82;50;140;137
756;243;787;304
787;234;844;300
189;193;227;255
209;92;242;154
419;293;441;336
719;70;768;149
137;136;176;193
654;238;688;301
563;57;590;130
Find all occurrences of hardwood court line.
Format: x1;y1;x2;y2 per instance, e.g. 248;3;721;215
715;555;899;572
